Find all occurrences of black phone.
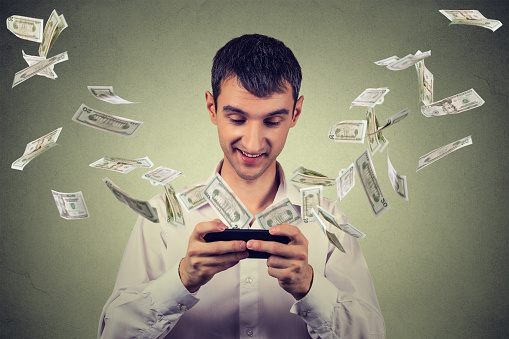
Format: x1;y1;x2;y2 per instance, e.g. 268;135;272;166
204;229;291;259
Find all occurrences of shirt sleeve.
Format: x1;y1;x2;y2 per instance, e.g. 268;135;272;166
98;196;200;339
290;203;386;339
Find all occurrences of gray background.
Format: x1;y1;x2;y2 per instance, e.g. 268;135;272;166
1;0;508;338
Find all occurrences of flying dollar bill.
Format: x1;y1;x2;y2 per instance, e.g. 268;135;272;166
142;166;183;186
22;50;57;79
12;127;62;170
350;88;390;108
72;103;142;136
328;120;367;143
255;198;301;230
39;10;67;57
51;190;89;219
374;55;400;66
202;173;253;229
290;164;336;186
366;108;381;154
356;149;390;217
87;86;136;104
386;50;431;71
387;153;408;200
311;208;345;253
12;51;68;88
300;186;323;223
336;163;355;201
374;115;389;153
176;184;208;213
7;15;43;43
416;135;472;172
368;108;410;135
439;10;502;32
89;156;154;174
415;57;433;105
316;205;365;239
103;177;159;223
421;89;484;117
164;183;185;227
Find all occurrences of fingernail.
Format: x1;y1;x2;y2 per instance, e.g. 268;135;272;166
219;224;226;231
269;227;276;234
247;240;254;249
239;242;246;251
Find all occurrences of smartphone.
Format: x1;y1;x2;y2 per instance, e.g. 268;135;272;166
204;229;291;259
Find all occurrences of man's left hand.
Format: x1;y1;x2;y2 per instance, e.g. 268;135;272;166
246;223;313;300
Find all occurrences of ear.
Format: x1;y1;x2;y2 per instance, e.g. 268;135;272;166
290;95;304;128
205;91;217;125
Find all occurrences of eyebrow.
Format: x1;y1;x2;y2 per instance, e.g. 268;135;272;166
222;105;289;118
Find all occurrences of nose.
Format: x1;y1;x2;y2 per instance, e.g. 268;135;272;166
243;121;265;153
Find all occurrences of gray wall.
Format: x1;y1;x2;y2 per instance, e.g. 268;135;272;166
1;0;508;338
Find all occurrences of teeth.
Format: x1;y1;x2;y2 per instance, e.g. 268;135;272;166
241;150;262;158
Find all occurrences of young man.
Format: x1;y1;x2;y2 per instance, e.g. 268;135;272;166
98;34;385;338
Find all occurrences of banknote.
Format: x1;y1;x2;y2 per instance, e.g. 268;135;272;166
48;13;67;53
366;108;380;154
387;153;408;200
89;156;154;174
421;89;484;117
439;10;502;32
87;86;136;104
142;166;183;186
11;127;62;171
375;115;389;153
39;10;67;57
415;57;433;105
7;15;43;43
164;183;185;227
336;163;355;201
292;164;328;177
416;135;472;172
202;173;253;229
300;186;323;223
328;120;367;143
12;51;68;88
355;149;390;217
103;177;159;223
316;205;365;239
386;50;431;71
22;50;57;79
255;198;301;230
176;184;207;213
72;104;142;136
311;208;345;253
350;88;390;108
51;190;89;219
374;55;400;66
368;108;410;135
290;165;336;186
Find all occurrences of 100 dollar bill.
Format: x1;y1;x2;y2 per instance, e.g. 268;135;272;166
176;184;207;213
255;198;301;230
356;149;390;217
72;104;142;136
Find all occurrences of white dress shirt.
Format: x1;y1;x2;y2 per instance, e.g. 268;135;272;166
98;161;385;339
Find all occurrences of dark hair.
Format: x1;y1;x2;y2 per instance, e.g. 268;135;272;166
211;34;302;110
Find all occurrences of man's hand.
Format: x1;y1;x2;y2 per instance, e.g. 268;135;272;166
247;223;313;300
179;219;249;293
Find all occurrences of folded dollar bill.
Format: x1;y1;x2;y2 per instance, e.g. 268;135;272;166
142;166;183;186
7;15;43;43
421;89;484;117
176;184;208;213
375;51;431;71
300;186;323;223
12;127;62;171
356;149;390;217
350;88;390;108
415;57;433;105
39;9;67;57
368;108;410;135
416;135;472;172
290;164;336;186
90;156;154;173
316;205;365;238
12;51;68;88
336;163;355;201
311;208;345;253
52;190;89;219
72;104;142;136
439;10;502;32
387;153;408;200
164;183;185;227
22;50;57;79
87;86;136;104
328;120;366;143
255;198;301;230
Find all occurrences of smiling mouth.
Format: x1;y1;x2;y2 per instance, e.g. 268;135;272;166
240;150;263;158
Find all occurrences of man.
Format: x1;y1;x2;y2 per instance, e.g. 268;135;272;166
98;34;385;338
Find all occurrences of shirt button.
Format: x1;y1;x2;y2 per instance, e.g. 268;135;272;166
246;329;254;337
245;277;253;284
299;311;308;317
178;304;187;311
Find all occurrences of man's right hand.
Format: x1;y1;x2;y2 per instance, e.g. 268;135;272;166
179;219;249;293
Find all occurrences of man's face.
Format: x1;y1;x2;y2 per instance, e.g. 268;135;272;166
206;77;302;181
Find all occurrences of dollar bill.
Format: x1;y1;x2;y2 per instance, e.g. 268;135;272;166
300;186;323;223
316;205;365;239
416;135;472;172
386;50;431;71
7;15;44;43
374;55;400;66
48;13;67;53
290;165;336;186
292;164;328;177
375;115;389;153
415;57;433;105
366;108;380;154
311;208;345;253
355;149;390;217
51;190;89;219
439;10;502;32
255;198;301;230
350;88;390;108
387;153;408;200
39;10;67;57
336;163;355;201
22;50;57;79
421;88;484;117
368;108;410;135
89;156;154;174
176;184;208;213
87;86;136;104
142;166;183;186
103;177;159;223
72;103;142;136
164;183;185;227
11;127;62;170
328;120;366;143
12;51;68;88
202;173;253;229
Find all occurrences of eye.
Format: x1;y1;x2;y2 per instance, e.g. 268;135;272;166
229;117;245;125
264;119;282;127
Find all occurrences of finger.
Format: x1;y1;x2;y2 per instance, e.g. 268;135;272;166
247;240;296;258
193;219;226;240
266;255;292;269
201;250;249;267
269;223;307;245
202;239;247;256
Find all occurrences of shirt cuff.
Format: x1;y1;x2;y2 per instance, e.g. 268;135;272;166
143;262;200;316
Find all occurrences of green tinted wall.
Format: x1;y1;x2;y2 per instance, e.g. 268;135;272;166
1;0;508;337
